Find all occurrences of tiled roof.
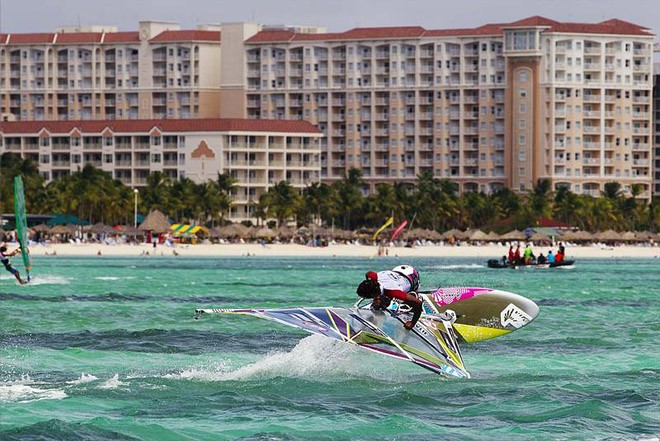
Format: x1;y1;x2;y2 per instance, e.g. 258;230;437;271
7;33;56;44
102;31;141;43
246;16;654;44
504;16;560;28
0;119;322;135
150;30;221;42
56;32;104;44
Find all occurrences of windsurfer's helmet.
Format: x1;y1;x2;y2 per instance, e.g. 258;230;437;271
392;265;419;292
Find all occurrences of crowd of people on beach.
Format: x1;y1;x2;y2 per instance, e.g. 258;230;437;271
503;242;567;266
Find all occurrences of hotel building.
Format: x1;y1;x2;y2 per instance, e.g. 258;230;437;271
240;17;655;199
0;21;223;121
0;119;322;220
0;16;656;200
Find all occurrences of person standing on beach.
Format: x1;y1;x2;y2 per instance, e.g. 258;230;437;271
0;245;27;284
356;265;422;330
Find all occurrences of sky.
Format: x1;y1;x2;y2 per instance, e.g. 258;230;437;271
1;0;659;37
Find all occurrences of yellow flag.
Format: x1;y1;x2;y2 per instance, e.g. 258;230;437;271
372;217;394;241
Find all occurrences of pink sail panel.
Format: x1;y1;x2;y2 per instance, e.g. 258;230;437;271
430;287;493;306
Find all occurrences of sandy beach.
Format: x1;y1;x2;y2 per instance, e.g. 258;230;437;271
24;241;660;259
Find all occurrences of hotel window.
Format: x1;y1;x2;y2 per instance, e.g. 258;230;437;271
519;71;528;82
519;135;526;145
519;88;527;98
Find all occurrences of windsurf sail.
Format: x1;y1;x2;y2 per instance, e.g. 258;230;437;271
195;306;470;379
372;217;393;241
13;175;32;281
421;287;540;343
389;220;408;241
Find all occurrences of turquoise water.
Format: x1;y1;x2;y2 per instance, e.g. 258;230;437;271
1;255;658;440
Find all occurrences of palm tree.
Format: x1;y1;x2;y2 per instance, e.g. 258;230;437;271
260;180;301;227
334;168;365;230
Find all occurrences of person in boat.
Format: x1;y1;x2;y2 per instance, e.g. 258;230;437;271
547;250;555;264
556;243;565;263
507;246;514;264
356;264;422;330
513;245;522;265
537;252;547;264
0;245;27;284
523;243;533;265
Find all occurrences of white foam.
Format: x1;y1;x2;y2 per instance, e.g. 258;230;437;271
23;275;71;285
428;264;485;270
169;335;414;383
97;373;127;389
0;376;66;403
67;373;98;385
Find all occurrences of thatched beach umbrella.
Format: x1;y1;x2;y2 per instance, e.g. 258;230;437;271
276;226;296;239
634;231;655;241
50;224;74;235
485;231;501;242
500;229;526;241
138;210;171;234
217;223;249;238
441;229;464;240
88;222;115;234
253;227;276;239
468;229;488;241
619;231;637;242
32;224;51;233
595;229;620;242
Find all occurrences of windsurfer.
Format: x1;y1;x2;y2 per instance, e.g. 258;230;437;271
356;264;422;330
0;245;27;284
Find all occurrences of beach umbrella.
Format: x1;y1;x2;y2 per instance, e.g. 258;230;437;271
485;231;501;242
217;223;249;238
500;229;526;241
276;226;296;239
256;227;276;239
634;231;655;241
50;225;74;235
571;230;594;242
441;228;463;240
594;230;620;242
619;231;637;242
32;223;51;233
88;222;115;234
138;210;171;233
468;229;488;241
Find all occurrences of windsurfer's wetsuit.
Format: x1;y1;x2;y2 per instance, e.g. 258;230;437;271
0;247;25;284
366;270;422;329
1;250;18;276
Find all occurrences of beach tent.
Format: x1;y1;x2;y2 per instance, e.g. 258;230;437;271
170;224;208;237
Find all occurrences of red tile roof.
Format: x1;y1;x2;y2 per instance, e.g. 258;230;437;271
56;32;104;44
150;30;221;43
102;32;141;43
7;33;56;44
504;16;560;28
0;34;8;44
0;119;322;135
246;16;653;44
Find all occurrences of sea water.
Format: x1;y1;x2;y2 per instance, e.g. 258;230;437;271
0;255;658;440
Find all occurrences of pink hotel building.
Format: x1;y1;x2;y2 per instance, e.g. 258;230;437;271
0;16;656;201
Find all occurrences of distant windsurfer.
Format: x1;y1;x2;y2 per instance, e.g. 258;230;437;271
0;245;28;284
356;264;422;330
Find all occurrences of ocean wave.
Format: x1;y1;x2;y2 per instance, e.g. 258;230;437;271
66;373;99;385
97;373;127;389
166;335;422;383
0;376;66;403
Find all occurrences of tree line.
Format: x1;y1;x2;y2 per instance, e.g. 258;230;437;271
1;153;658;233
